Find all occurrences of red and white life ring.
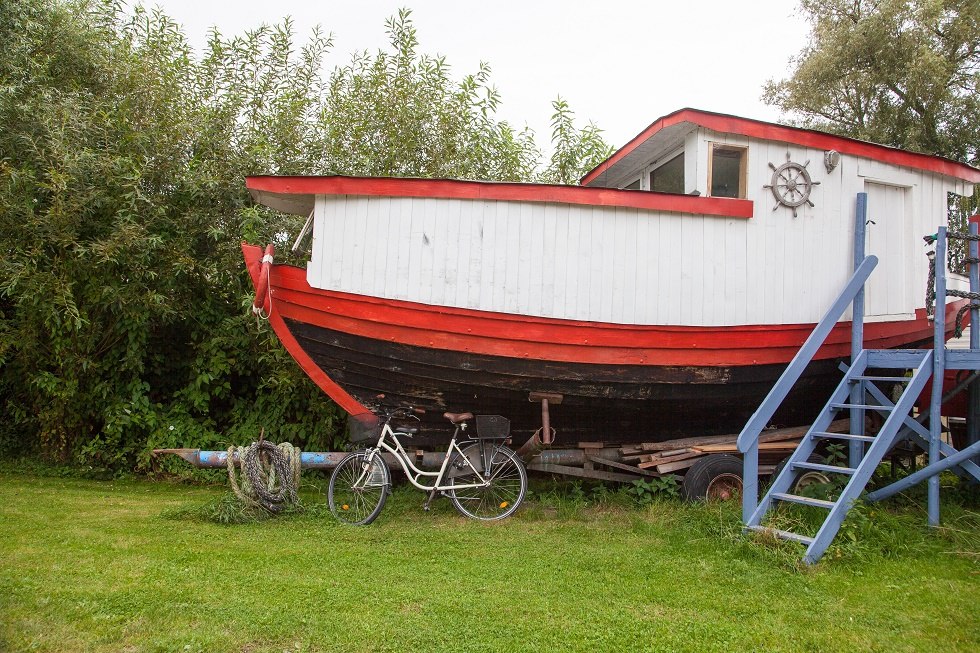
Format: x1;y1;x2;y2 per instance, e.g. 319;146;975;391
252;244;275;316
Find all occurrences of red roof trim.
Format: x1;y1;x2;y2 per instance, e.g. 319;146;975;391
246;175;754;219
581;108;980;186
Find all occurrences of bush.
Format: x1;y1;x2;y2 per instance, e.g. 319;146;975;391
0;1;612;471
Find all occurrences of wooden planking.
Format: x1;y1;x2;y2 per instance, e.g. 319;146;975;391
306;139;969;327
381;196;398;301
637;450;702;469
309;193;842;326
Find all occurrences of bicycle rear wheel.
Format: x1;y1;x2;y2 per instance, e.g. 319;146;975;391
328;451;390;525
448;442;527;521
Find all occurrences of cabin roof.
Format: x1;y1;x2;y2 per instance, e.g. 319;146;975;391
580;108;980;187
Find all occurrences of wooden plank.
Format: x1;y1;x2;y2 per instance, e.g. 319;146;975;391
587;455;659;477
618;419;850;454
577;442;605;449
528;462;640;483
655;447;691;458
656;457;703;473
692;440;801;454
638;450;703;469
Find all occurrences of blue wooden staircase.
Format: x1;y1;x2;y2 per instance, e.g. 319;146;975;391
736;195;980;564
744;349;933;564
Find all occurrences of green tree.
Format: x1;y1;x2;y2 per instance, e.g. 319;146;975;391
0;1;612;469
764;0;979;166
0;0;340;466
539;97;615;185
319;8;540;181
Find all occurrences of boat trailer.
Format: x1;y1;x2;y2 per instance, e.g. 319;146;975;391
152;417;834;502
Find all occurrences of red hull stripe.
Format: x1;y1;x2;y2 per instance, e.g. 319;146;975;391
245;175;754;218
243;244;369;415
581;108;980;186
243;244;966;369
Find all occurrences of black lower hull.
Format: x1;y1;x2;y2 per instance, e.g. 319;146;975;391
284;318;846;446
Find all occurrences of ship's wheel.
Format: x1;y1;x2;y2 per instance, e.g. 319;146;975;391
764;153;820;217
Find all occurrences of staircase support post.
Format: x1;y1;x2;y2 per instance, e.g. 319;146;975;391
850;193;868;468
929;227;947;526
968;217;979;470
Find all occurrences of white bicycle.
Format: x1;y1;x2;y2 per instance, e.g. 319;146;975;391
328;405;528;525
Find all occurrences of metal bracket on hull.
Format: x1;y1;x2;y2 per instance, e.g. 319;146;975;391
529;392;563;446
516;392;563;462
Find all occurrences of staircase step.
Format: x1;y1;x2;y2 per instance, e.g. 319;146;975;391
830;403;893;411
864;349;930;365
771;492;836;509
793;461;856;475
811;431;876;443
848;375;912;383
745;525;814;546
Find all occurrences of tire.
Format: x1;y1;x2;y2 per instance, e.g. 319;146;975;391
681;454;743;502
328;451;390;525
771;453;831;493
448;442;527;521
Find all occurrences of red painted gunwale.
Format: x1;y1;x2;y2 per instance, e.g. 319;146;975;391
243;244;967;415
581;108;980;186
245;175;754;218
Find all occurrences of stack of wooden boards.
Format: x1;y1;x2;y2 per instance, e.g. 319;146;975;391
618;420;851;476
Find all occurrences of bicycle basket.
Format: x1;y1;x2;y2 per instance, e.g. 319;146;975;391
348;413;382;443
475;414;510;439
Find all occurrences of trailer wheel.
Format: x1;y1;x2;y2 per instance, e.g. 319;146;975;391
771;453;830;492
681;454;743;502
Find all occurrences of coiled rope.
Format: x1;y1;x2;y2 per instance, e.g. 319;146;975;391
226;438;301;513
924;231;980;337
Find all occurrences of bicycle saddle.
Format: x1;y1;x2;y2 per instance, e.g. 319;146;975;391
443;412;474;424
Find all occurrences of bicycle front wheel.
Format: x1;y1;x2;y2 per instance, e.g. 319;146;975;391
328;451;390;525
448;442;527;521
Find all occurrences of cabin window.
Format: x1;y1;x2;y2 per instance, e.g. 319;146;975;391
624;178;641;190
708;144;747;198
649;153;684;194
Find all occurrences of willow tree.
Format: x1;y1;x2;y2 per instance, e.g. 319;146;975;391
765;0;979;163
539;97;615;185
0;0;343;467
0;1;611;469
319;8;541;181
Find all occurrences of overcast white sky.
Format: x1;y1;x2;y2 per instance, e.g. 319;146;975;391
146;0;811;150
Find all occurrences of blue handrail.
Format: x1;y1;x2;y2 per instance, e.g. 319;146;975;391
737;255;878;523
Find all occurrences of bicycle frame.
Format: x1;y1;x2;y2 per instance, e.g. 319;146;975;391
355;421;491;493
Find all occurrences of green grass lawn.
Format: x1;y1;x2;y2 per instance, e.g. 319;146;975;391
1;470;977;653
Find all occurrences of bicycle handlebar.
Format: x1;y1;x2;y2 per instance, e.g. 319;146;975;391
372;395;425;421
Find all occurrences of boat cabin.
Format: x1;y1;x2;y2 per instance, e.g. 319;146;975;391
248;108;979;331
579;109;979;322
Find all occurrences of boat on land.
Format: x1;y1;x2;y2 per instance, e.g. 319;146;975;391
244;108;980;445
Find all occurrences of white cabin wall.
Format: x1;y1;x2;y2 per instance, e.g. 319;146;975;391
684;130;700;195
693;128;967;324
855;158;970;316
310;194;808;326
306;145;971;327
693;128;857;327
